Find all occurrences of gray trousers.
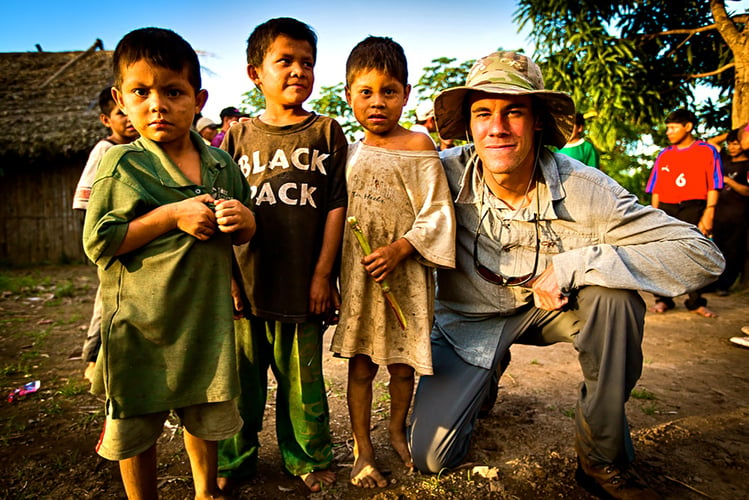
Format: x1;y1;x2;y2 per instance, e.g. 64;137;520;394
408;286;645;473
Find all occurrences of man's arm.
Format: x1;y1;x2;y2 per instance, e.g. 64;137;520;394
309;206;346;315
707;131;728;150
551;183;725;299
698;189;719;237
724;175;749;196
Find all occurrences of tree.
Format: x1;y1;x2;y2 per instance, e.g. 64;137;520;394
239;87;265;117
309;83;362;141
515;0;748;199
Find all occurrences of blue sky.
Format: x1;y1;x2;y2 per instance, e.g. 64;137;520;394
0;0;529;120
4;1;748;122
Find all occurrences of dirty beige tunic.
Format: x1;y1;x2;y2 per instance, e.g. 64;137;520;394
331;142;455;374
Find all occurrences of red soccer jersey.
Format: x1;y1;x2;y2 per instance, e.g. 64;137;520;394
645;140;723;204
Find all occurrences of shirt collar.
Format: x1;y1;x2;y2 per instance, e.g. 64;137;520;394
133;130;225;187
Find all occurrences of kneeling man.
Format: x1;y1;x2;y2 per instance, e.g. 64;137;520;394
408;51;724;500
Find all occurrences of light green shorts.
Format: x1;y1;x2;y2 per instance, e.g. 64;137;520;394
96;400;243;461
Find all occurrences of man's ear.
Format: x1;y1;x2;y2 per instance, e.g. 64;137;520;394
685;122;694;133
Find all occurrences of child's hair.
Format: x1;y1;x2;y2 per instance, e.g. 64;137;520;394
113;27;202;93
346;36;408;89
665;108;697;126
98;87;117;116
246;17;317;67
727;128;741;143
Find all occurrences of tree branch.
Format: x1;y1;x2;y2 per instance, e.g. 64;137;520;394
678;62;736;79
633;14;748;40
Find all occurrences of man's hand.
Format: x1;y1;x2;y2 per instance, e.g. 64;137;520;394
529;264;569;311
698;208;714;238
173;194;217;240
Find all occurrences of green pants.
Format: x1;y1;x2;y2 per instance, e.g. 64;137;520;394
218;316;332;478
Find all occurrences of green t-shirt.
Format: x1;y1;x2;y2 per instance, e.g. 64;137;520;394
83;131;252;418
558;138;600;168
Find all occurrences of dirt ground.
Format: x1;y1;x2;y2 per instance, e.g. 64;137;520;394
1;263;748;500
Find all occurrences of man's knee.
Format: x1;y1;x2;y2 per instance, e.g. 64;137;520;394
577;286;645;319
409;420;457;474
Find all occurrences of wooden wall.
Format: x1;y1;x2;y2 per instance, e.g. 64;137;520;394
0;161;88;265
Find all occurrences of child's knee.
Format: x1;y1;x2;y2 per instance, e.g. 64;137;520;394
386;363;414;381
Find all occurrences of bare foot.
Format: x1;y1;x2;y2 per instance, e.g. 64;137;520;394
649;301;671;313
83;362;96;383
692;305;717;318
389;427;414;469
350;455;388;488
300;469;336;492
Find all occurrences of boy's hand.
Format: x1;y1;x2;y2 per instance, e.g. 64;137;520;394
362;238;414;283
214;199;255;233
173;194;217;240
231;276;245;319
309;273;332;315
214;199;256;245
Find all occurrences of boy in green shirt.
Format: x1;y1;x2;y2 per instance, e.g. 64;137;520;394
83;27;255;500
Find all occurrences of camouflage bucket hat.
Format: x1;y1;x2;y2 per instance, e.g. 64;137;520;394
434;51;575;148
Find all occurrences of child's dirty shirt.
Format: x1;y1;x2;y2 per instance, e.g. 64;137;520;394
331;141;455;374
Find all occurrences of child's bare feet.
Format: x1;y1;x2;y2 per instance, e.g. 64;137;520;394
299;469;336;492
351;455;388;488
216;476;235;494
389;427;413;469
649;301;671;313
692;305;717;318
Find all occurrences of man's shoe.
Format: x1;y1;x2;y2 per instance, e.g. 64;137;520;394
730;336;749;348
576;458;661;500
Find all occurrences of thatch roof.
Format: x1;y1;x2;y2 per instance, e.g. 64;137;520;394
0;41;114;165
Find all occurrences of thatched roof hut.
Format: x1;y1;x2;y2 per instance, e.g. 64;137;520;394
0;40;112;165
0;42;114;265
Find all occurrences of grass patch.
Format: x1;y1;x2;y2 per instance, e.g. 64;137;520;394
1;360;32;376
54;280;75;298
631;387;656;400
57;378;88;397
642;403;658;416
0;273;53;295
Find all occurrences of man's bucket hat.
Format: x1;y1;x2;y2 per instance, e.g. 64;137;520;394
434;51;575;148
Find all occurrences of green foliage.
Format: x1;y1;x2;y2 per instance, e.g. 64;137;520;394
514;0;743;194
239;87;265;117
515;0;737;134
309;83;362;141
631;387;657;400
407;57;475;124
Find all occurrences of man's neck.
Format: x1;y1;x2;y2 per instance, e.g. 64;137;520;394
482;166;537;210
674;135;696;150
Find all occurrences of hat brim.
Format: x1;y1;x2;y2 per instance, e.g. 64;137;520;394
434;84;575;149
